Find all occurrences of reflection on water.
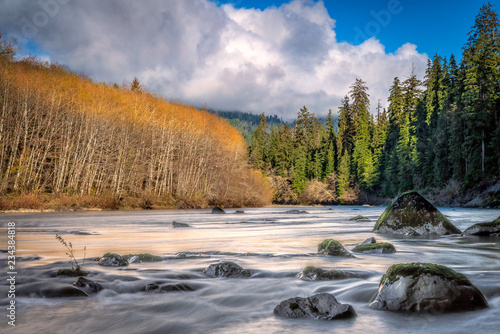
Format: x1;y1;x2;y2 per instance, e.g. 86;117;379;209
1;206;500;333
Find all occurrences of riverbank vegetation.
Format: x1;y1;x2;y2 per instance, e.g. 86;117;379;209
248;4;499;206
0;37;271;211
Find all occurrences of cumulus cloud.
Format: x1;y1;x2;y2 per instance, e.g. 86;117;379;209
0;0;428;118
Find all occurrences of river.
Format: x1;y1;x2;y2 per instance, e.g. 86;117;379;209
1;206;499;334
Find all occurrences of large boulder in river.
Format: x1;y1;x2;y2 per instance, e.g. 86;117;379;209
274;293;356;320
318;239;354;257
369;263;488;312
204;261;251;278
463;216;500;236
373;191;461;235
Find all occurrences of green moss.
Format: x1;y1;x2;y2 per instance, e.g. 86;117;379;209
123;253;163;262
350;215;369;221
102;252;122;259
352;242;395;253
470;216;500;228
289;302;299;310
373;191;461;234
380;263;472;286
317;239;342;252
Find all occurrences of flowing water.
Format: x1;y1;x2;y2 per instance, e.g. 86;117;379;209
1;206;500;334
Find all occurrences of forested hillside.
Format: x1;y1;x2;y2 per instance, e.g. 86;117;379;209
0;41;271;210
208;110;287;143
248;4;500;205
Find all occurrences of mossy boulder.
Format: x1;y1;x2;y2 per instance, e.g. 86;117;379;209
204;261;251;278
370;263;488;312
356;237;376;246
274;293;356;320
298;266;356;281
463;216;500;236
373;191;461;235
352;242;396;254
98;253;128;266
318;239;354;257
123;253;163;263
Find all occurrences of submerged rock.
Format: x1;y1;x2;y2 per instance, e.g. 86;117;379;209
463;216;500;236
235;210;245;214
370;263;488;312
172;221;191;228
74;276;103;293
373;191;461;235
274;293;356;320
144;282;195;293
98;253;128;267
280;209;308;214
123;253;163;263
204;261;251;278
317;239;354;257
298;266;356;281
56;268;89;277
211;207;226;214
352;242;396;254
349;215;370;221
175;252;211;259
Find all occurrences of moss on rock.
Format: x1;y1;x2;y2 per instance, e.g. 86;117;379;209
373;191;461;235
123;253;162;262
301;266;354;280
380;263;471;286
317;239;353;257
56;268;89;277
349;215;369;221
352;242;396;254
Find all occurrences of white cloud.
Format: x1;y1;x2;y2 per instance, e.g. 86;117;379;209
0;0;428;118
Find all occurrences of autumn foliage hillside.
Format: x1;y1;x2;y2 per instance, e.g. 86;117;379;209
0;56;271;210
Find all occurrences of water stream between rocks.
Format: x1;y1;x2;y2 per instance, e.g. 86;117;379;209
1;206;499;333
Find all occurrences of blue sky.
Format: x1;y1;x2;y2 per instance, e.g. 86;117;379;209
220;0;499;59
1;0;498;117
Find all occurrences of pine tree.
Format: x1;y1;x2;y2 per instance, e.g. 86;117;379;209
249;113;268;170
461;3;500;184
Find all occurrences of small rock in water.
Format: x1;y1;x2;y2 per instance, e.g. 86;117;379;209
317;239;354;257
56;268;89;277
172;221;191;228
463;216;500;236
274;293;356;320
144;283;160;292
98;253;128;267
356;237;376;246
204;261;251;278
123;253;163;262
280;209;308;214
175;252;211;259
298;266;356;281
352;242;396;254
74;277;103;293
235;210;245;214
370;263;488;312
211;207;226;214
349;215;370;221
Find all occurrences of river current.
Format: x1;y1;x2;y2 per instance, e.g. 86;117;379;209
1;206;499;334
